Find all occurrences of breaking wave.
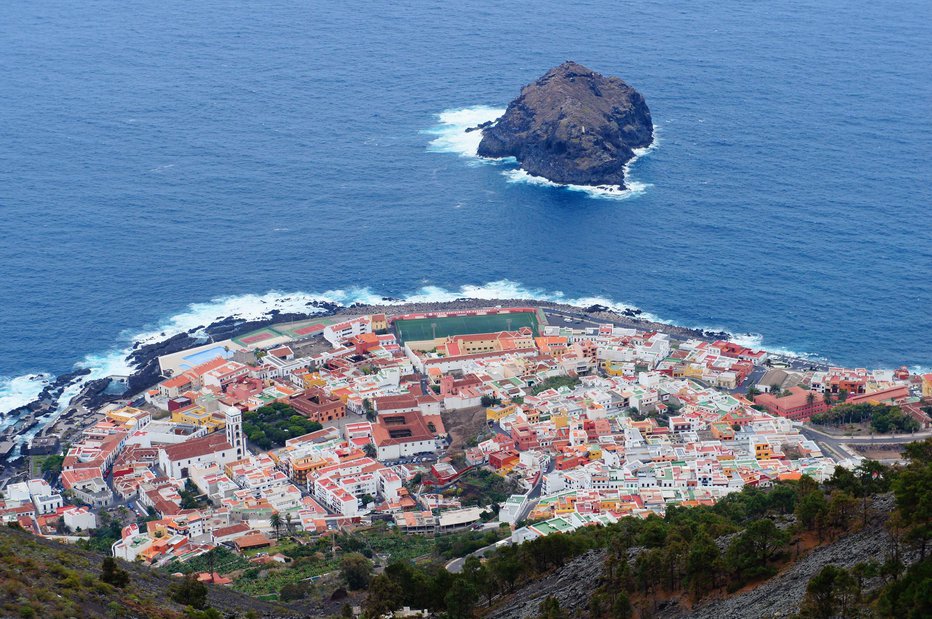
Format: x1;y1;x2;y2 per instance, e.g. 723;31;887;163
422;106;509;164
1;280;829;418
424;105;657;199
502;169;649;201
0;374;52;413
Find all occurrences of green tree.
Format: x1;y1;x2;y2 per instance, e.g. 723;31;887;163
169;575;209;610
490;546;523;593
537;595;567;619
796;492;829;540
744;519;789;566
445;578;478;619
461;555;492;603
279;582;308;601
875;555;932;619
827;490;857;533
364;574;403;618
269;512;282;538
341;552;373;591
100;557;130;588
686;532;720;596
41;454;65;478
800;565;857;619
363;398;376;422
892;439;932;559
481;395;502;407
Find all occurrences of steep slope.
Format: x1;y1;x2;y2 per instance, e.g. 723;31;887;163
0;524;296;619
482;494;918;619
484;549;607;619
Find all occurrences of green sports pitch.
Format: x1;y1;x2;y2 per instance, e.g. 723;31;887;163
393;311;541;343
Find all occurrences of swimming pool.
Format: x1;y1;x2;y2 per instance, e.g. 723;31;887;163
180;346;231;369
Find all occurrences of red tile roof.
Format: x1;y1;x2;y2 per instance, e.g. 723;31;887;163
162;433;232;462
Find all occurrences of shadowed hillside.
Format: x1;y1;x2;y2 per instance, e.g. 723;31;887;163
0;524;298;619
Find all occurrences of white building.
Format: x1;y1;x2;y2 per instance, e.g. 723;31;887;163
158;433;239;479
63;506;97;531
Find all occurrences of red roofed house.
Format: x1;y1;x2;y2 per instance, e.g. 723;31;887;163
373;394;419;416
371;410;439;460
754;386;828;421
158;433;237;479
290;388;346;423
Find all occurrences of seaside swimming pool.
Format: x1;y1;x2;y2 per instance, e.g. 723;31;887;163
180;346;231;370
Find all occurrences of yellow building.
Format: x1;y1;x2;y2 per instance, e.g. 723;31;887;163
487;403;516;422
603;361;627;376
301;372;326;389
923;373;932;399
710;422;736;441
683;364;705;379
171;405;225;432
550;413;569;429
287;456;332;485
370;313;388;332
753;441;772;460
106;406;151;430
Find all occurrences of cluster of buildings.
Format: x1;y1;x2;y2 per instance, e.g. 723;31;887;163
752;365;926;425
0;477;96;535
8;307;927;574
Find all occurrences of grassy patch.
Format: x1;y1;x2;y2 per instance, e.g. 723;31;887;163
394;311;540;343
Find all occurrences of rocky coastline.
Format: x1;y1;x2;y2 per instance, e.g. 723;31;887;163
477;61;653;188
6;297;771;457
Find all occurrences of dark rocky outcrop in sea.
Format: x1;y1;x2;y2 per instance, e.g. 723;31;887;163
477;61;653;187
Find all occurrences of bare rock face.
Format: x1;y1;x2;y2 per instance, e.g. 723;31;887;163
477;61;653;188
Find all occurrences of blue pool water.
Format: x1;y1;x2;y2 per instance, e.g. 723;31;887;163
181;347;233;370
1;0;930;412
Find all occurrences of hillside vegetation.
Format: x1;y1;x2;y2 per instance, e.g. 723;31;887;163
0;523;295;619
352;439;931;619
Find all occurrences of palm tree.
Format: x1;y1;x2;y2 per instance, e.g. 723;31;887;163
270;512;282;538
285;513;294;535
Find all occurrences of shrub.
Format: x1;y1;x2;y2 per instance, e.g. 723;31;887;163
169;575;209;610
100;557;130;588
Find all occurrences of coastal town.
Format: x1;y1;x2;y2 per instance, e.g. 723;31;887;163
1;304;929;605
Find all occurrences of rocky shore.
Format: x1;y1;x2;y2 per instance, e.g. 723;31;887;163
6;296;774;460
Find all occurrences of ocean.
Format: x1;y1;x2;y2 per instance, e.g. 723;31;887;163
1;0;930;413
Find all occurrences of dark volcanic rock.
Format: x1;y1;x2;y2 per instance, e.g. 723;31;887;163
478;61;653;187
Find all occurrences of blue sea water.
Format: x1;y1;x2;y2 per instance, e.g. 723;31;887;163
1;0;930;412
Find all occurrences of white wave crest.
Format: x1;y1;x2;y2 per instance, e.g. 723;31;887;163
424;105;657;198
502;169;649;201
0;374;52;414
728;332;827;362
1;279;839;418
422;106;506;160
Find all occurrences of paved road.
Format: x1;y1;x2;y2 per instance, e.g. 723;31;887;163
802;424;931;445
445;460;549;574
446;538;509;573
800;424;930;463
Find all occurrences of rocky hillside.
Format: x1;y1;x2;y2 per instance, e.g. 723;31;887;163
484;549;607;619
658;495;913;619
0;524;297;619
477;61;653;187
